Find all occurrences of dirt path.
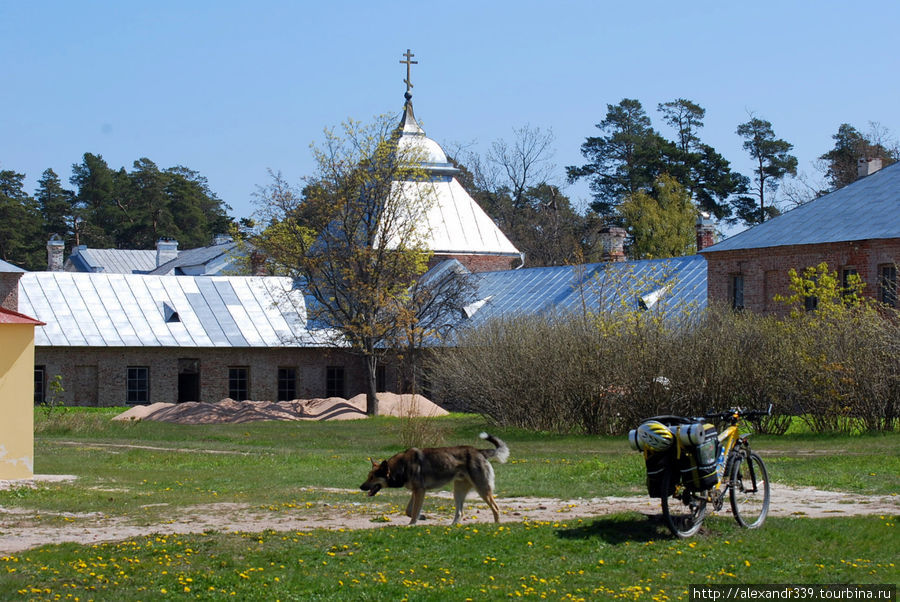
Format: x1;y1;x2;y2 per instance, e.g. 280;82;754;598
0;485;896;555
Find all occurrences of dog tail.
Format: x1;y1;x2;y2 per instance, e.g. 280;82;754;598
479;432;509;464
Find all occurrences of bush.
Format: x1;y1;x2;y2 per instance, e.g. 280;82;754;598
430;288;898;435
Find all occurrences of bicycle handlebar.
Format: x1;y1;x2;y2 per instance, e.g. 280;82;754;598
703;404;773;424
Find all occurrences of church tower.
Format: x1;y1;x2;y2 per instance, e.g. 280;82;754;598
394;50;522;272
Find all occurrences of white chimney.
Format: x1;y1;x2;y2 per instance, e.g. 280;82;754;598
156;238;179;267
47;235;65;271
857;157;883;179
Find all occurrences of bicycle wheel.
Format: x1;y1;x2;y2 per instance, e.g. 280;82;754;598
729;451;770;528
660;469;707;538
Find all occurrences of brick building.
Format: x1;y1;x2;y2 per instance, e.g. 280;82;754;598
701;159;899;313
19;272;385;406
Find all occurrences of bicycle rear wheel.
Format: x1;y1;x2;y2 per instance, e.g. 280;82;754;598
660;469;707;538
729;451;770;528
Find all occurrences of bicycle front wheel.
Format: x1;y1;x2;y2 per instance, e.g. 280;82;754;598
660;469;707;538
729;451;770;528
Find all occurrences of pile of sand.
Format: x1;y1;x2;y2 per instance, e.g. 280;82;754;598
112;392;448;425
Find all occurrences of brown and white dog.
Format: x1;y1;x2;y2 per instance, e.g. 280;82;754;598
360;432;509;525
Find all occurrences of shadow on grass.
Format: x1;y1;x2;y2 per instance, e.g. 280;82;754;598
556;512;669;543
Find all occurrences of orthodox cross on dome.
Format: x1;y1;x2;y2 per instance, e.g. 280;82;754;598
400;49;418;98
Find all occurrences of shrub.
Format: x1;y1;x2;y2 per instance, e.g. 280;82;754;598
430;279;898;435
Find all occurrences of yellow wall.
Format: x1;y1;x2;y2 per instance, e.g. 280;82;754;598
0;323;35;480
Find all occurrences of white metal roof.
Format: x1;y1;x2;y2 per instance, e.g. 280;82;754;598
397;178;521;256
395;99;520;258
19;272;326;347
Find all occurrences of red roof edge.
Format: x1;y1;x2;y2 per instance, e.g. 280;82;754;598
0;306;45;326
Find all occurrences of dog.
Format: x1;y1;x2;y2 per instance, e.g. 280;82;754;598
360;432;509;525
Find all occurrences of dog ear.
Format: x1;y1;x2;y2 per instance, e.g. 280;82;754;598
369;457;378;468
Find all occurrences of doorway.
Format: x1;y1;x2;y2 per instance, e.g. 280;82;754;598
178;358;200;403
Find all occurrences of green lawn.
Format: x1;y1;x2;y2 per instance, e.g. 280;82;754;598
0;409;895;600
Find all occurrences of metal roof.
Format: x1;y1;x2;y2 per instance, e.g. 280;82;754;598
19;272;324;347
453;254;708;329
0;306;43;325
0;259;26;273
148;241;242;275
395;98;521;258
702;161;900;253
66;248;160;274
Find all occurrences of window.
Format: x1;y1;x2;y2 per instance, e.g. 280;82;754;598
34;366;46;405
278;367;297;401
841;267;859;298
880;264;898;307
229;367;249;400
127;367;150;405
326;366;345;399
730;274;744;310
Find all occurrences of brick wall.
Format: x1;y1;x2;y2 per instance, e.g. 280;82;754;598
430;253;520;273
0;273;21;311
34;346;400;406
705;238;900;314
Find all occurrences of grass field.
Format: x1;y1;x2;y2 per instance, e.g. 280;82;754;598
0;409;896;600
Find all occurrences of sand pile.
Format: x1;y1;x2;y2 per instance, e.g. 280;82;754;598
112;392;448;425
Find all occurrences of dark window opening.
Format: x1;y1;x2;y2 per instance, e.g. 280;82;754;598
880;264;897;308
326;366;345;399
730;274;744;310
841;268;859;298
229;367;249;400
127;367;150;405
278;367;297;401
34;366;46;405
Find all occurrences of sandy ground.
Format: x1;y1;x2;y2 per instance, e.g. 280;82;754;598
0;481;896;554
111;393;448;424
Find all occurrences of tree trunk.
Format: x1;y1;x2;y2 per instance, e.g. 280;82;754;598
365;354;379;416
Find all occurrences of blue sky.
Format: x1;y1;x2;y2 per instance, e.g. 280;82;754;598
2;1;898;229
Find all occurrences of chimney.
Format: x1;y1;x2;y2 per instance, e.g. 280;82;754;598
0;268;24;311
156;238;179;267
249;250;267;276
598;226;627;262
696;212;716;251
857;157;883;179
47;235;65;271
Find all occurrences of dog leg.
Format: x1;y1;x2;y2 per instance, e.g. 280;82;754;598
451;480;472;525
405;495;426;522
408;489;426;525
484;490;501;523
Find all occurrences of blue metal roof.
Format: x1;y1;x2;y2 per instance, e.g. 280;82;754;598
148;241;242;275
702;161;900;253
454;255;707;330
67;248;159;274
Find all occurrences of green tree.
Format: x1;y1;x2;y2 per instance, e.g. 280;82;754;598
70;153;124;247
619;175;696;259
0;168;44;269
569;98;744;223
567;99;672;220
35;168;78;246
250;115;437;415
819;123;898;191
71;153;234;249
657;98;746;220
733;116;798;226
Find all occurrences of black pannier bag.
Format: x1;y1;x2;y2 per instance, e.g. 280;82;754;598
645;449;676;498
678;423;719;491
